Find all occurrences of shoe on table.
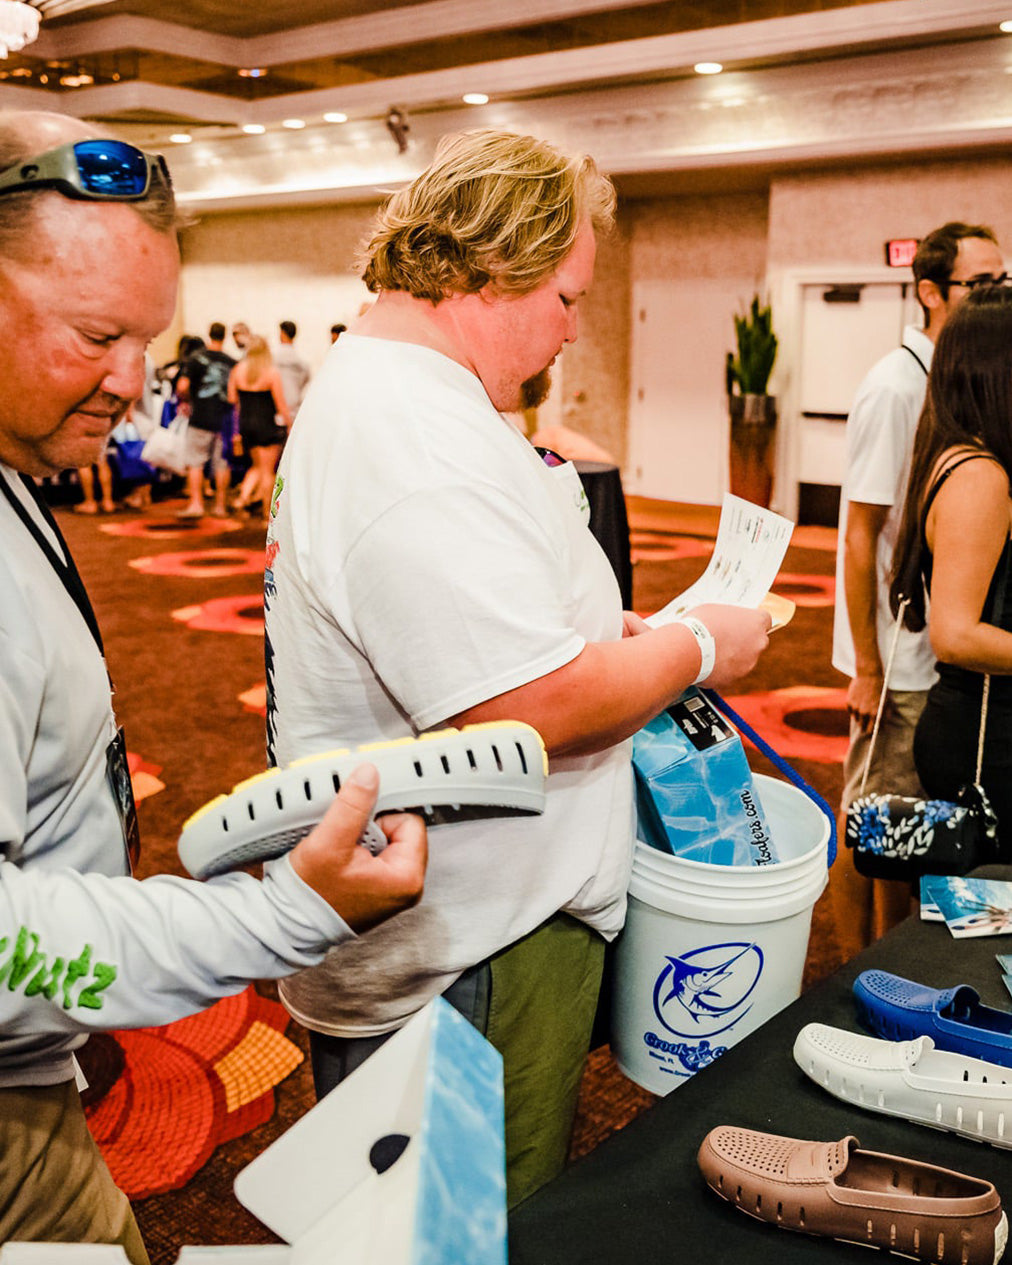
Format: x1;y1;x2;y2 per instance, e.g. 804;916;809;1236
854;970;1012;1065
698;1124;1007;1264
795;1022;1012;1148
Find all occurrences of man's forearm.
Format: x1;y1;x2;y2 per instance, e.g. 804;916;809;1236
843;503;889;675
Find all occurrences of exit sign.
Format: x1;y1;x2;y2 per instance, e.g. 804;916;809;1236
885;238;919;267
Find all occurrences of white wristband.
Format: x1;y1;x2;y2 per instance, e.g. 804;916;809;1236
676;616;716;685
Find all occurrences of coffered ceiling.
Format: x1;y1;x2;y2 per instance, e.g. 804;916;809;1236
3;0;1011;207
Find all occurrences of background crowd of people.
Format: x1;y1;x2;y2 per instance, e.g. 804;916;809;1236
70;317;345;521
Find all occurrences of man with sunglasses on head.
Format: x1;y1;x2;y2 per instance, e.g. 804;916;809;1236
832;221;1006;951
264;128;772;1208
0;112;427;1263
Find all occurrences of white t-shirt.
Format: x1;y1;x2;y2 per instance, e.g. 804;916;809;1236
832;326;938;692
265;334;635;1037
273;343;311;413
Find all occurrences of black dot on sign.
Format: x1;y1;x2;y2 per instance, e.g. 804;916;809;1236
369;1133;411;1174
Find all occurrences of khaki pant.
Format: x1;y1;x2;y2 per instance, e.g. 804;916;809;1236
841;687;929;810
0;1080;149;1265
830;688;928;958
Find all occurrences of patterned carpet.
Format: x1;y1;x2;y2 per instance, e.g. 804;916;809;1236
53;487;847;1261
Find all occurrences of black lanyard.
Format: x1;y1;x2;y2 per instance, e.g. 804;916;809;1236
0;472;105;655
902;343;930;377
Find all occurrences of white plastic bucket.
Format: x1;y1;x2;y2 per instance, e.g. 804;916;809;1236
611;773;829;1096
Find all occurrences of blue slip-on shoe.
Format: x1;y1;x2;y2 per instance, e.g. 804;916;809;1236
854;970;1012;1065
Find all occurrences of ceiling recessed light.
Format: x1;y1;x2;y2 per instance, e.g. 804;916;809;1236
238;67;266;79
462;92;489;105
282;118;306;129
1001;19;1012;31
694;61;723;75
323;111;348;124
169;133;192;144
241;123;265;135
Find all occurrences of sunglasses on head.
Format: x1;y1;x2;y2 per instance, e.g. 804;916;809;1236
0;139;171;203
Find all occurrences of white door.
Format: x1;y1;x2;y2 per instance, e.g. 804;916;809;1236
626;278;747;505
795;280;919;489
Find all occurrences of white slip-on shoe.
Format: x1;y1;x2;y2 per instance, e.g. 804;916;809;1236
794;1022;1012;1149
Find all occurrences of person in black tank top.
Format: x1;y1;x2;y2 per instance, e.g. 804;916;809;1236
227;334;292;521
889;286;1012;850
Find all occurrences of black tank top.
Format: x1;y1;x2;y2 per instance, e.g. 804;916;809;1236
921;452;1012;700
237;387;277;429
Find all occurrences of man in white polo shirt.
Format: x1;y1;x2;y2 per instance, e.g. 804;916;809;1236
833;221;1004;947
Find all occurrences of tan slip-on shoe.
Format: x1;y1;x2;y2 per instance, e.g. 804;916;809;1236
698;1125;1007;1265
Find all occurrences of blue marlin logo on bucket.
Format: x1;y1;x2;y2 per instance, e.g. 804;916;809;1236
651;942;764;1040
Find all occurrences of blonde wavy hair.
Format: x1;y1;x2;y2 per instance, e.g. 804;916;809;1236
239;335;274;388
360;129;615;301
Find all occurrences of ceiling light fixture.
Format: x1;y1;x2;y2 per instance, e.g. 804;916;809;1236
323;111;347;123
238;67;266;78
1000;19;1012;31
0;1;41;57
385;106;410;154
462;92;489;105
169;132;192;144
241;123;265;135
694;61;723;75
282;118;306;129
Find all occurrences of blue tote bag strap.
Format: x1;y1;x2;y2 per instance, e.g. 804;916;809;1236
701;687;837;867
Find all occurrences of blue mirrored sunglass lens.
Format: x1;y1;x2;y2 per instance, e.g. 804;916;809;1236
74;140;149;195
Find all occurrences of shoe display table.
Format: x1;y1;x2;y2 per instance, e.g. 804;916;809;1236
509;865;1012;1263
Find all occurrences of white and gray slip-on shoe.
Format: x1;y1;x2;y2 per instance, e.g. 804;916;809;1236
795;1022;1012;1148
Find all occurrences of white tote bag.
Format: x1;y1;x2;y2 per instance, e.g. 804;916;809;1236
140;413;189;475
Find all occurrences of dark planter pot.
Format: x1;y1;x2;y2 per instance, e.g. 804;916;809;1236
729;393;777;508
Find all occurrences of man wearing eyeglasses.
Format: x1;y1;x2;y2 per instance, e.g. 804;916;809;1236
264;128;772;1207
832;221;1006;951
0;112;427;1263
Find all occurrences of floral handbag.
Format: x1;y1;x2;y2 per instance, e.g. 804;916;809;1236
845;594;1000;880
847;778;999;880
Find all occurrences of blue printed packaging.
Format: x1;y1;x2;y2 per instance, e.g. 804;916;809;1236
632;689;778;866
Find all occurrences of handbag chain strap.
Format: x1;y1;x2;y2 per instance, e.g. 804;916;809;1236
860;535;1011;797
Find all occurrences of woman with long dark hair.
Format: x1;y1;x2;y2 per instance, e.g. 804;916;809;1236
889;284;1012;840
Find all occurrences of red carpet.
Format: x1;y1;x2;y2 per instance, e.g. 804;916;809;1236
81;988;301;1200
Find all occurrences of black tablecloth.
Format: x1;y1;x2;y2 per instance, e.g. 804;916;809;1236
574;461;633;609
510;865;1012;1264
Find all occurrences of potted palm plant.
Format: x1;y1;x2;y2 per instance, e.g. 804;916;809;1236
727;294;778;507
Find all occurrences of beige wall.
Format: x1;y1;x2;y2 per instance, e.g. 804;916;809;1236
557;212;632;464
768;154;1012;271
171;154;1010;477
177;201;377;372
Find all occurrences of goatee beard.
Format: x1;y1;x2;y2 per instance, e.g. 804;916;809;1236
520;366;552;411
